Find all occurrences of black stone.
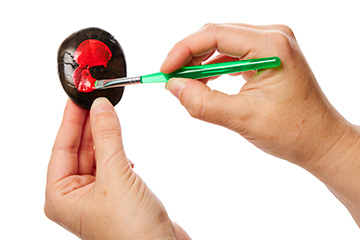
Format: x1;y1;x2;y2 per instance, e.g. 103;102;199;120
57;27;126;110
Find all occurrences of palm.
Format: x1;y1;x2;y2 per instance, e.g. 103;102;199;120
45;100;191;239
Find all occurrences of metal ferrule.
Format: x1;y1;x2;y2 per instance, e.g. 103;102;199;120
96;76;141;89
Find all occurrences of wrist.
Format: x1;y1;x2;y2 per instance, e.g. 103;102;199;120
296;108;355;184
312;123;360;225
282;95;355;183
302;120;354;182
293;103;360;194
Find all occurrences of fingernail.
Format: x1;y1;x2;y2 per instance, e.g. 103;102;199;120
91;97;113;115
166;78;186;99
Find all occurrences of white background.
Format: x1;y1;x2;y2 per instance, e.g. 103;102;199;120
1;0;360;239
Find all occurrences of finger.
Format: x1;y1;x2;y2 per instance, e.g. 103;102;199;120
90;98;131;180
166;78;249;128
241;71;257;81
204;54;243;80
203;53;239;64
78;113;95;175
203;53;268;80
226;23;296;39
181;53;237;83
189;54;243;83
186;49;216;66
48;99;87;183
161;23;276;73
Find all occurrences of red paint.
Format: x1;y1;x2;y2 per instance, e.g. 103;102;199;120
73;39;112;92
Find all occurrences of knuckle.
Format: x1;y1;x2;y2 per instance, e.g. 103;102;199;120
95;125;121;140
201;22;214;29
201;22;225;32
277;24;295;38
269;24;295;37
187;97;205;120
268;30;294;54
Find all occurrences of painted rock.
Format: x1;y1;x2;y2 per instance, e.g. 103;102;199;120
57;27;126;109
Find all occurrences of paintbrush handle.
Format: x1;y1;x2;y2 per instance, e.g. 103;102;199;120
141;57;281;84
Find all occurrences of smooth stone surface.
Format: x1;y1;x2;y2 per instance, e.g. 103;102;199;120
57;27;126;109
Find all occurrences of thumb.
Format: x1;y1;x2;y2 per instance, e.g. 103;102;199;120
166;78;246;128
90;97;131;179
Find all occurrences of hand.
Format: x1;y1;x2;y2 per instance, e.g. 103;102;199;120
162;23;351;177
45;98;190;240
162;23;360;226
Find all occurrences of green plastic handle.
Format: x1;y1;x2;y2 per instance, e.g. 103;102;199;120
141;57;281;84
